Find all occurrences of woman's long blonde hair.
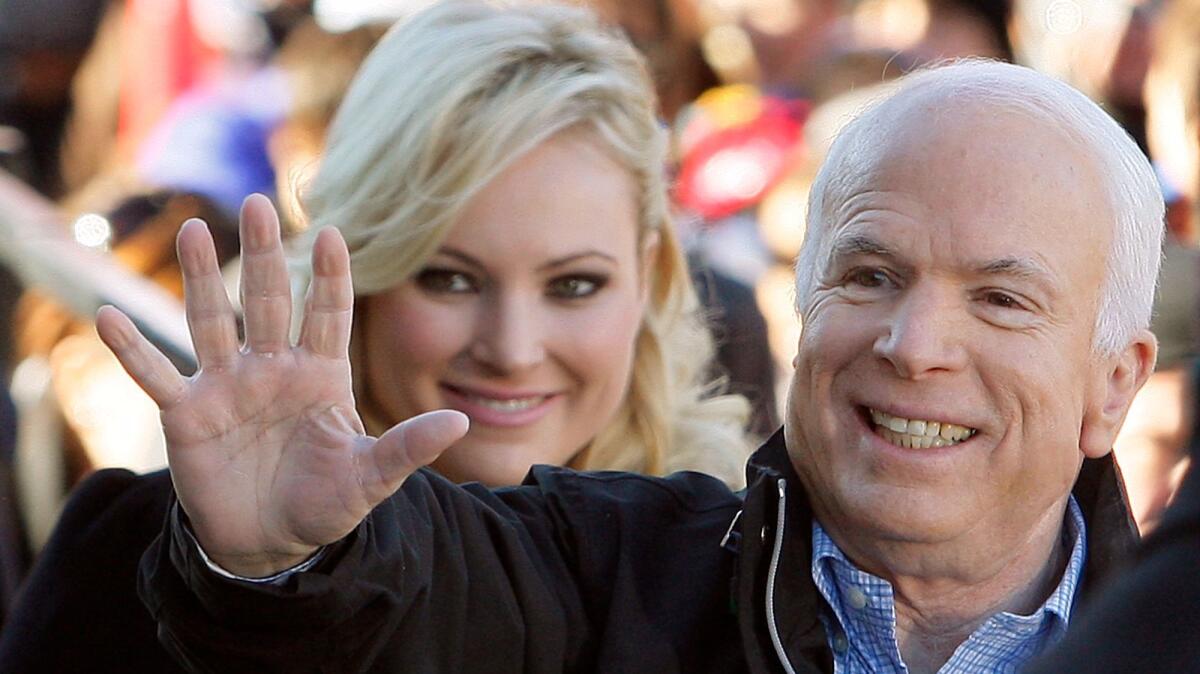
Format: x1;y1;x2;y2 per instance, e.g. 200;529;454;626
289;0;752;486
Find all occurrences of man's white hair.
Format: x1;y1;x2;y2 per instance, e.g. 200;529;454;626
794;60;1164;355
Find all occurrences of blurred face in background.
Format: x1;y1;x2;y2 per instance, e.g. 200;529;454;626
361;131;653;486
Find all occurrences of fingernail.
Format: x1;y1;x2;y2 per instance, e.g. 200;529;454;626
179;219;211;270
182;217;208;232
245;199;278;251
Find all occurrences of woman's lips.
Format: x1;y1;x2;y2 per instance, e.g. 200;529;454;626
440;384;559;428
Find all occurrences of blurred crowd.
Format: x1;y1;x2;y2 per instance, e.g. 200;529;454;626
0;0;1195;630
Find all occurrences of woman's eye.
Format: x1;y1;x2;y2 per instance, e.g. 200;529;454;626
547;275;606;299
415;269;475;294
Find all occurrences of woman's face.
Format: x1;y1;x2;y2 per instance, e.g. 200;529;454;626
361;132;652;486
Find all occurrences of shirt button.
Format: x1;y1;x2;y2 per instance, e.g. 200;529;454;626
846;586;869;610
832;633;849;654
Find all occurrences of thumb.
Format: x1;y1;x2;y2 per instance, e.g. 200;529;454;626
369;410;470;489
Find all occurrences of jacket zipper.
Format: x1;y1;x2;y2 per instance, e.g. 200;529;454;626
766;478;798;674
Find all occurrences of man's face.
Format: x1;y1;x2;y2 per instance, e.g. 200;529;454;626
786;102;1120;556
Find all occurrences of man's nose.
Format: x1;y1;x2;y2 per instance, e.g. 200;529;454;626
468;294;547;374
872;284;968;379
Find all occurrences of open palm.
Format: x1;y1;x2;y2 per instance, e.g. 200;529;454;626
97;195;467;577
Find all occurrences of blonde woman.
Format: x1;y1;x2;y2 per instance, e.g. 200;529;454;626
295;0;751;484
0;3;752;673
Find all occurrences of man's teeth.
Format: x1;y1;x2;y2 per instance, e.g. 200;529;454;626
465;394;547;412
868;408;976;448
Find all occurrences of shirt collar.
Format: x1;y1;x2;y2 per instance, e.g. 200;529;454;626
810;496;1088;671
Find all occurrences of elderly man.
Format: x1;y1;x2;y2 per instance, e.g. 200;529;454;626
108;61;1157;673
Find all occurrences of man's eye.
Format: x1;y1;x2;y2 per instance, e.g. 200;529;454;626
847;268;892;288
415;269;476;294
983;290;1023;310
547;275;606;299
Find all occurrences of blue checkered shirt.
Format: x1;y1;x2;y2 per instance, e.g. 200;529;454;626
811;497;1086;673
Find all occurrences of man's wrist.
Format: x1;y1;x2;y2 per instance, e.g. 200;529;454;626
183;525;326;584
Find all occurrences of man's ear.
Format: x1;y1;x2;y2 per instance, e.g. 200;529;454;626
1079;329;1158;459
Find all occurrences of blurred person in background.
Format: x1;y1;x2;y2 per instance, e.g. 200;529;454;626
0;0;306;464
1;0;309;562
0;0;109;394
1110;0;1199;533
54;0;320;220
0;190;235;628
0;3;753;671
8;193;236;514
1102;0;1157;155
0;0;107;198
587;0;719;123
724;0;847;96
911;0;1013;62
1024;6;1200;668
671;84;811;428
265;18;387;232
586;0;780;432
0;385;25;627
850;0;1013;65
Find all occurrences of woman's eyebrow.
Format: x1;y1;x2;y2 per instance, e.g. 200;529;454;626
435;247;618;272
537;251;618;271
434;247;485;270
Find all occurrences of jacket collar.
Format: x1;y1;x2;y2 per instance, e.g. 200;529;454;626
735;429;831;673
734;428;1139;673
744;427;795;488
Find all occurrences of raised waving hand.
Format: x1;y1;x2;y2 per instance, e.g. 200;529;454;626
96;194;468;577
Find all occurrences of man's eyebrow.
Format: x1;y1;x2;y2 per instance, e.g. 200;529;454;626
973;256;1065;297
975;256;1055;282
829;234;896;259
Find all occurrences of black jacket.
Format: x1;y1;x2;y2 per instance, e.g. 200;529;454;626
1024;441;1200;673
0;468;181;673
0;431;1139;673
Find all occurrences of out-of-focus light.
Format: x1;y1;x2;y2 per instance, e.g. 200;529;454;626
51;335;167;473
0;125;26;154
314;0;434;32
696;85;765;130
853;0;929;51
190;0;270;56
703;24;756;75
697;146;773;203
676;92;807;220
73;213;112;249
746;0;803;36
701;0;754;23
759;177;809;261
755;264;803;415
1045;0;1084;35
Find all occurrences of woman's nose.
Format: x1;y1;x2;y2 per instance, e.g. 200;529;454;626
468;294;547;374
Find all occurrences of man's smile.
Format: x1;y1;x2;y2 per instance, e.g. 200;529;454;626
868;408;978;449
